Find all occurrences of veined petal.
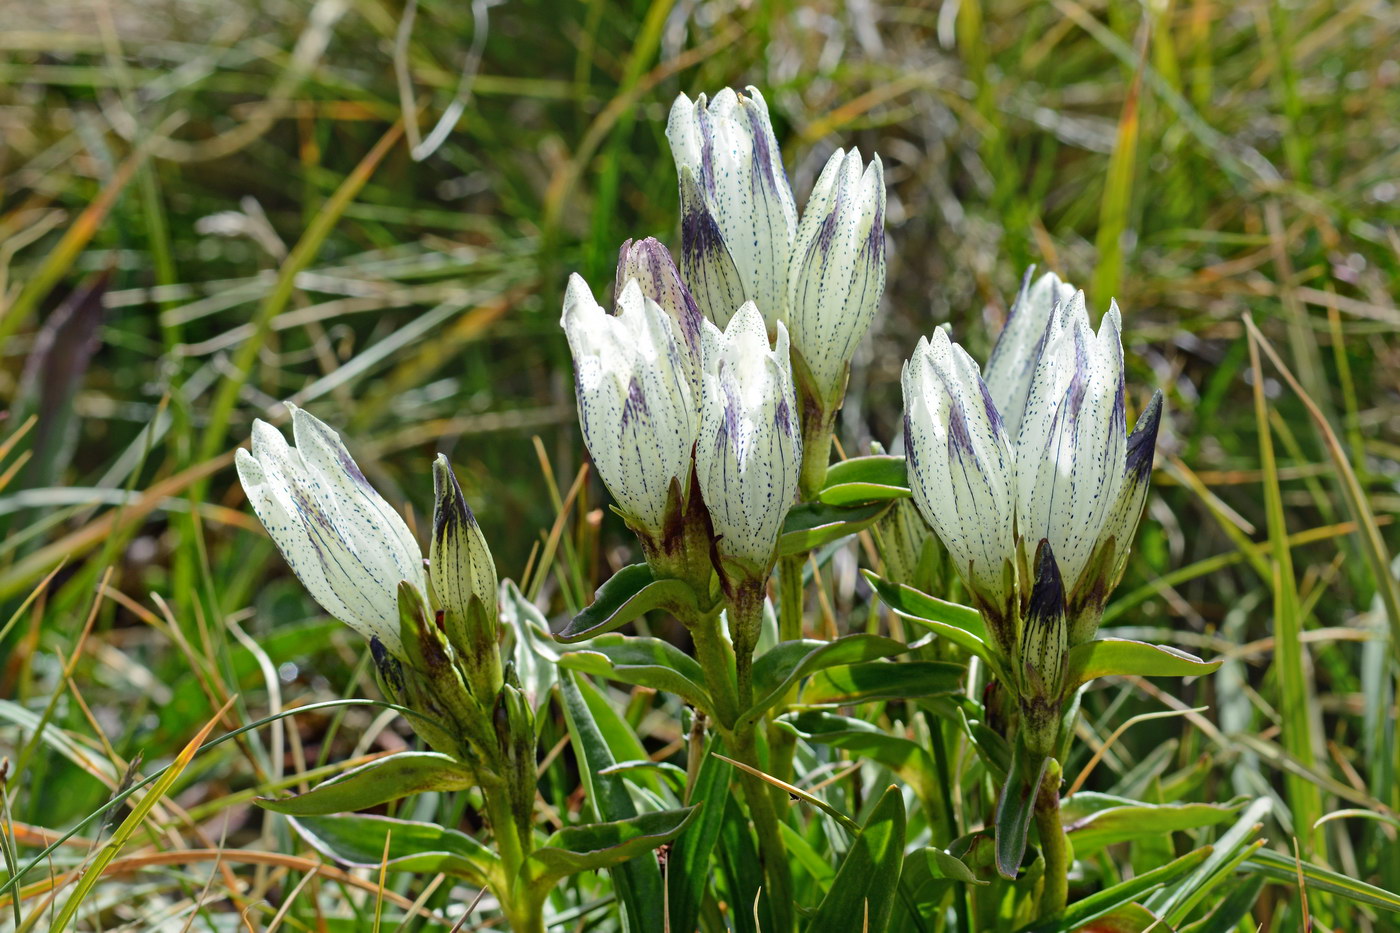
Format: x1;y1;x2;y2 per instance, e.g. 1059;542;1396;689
616;236;704;373
902;328;1017;601
667;87;797;332
430;454;498;631
984;268;1078;437
787;148;887;399
1098;389;1164;589
239;415;426;656
696;304;802;568
1014;295;1128;590
678;166;747;328
561;274;698;534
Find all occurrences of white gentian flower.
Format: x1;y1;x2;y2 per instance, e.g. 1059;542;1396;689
236;406;426;657
983;268;1078;438
615;236;705;400
667;87;797;331
901;328;1017;609
695;302;802;571
787;147;887;401
561;274;699;539
1014;294;1127;595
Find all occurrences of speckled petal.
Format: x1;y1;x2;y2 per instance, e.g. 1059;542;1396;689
984;268;1078;437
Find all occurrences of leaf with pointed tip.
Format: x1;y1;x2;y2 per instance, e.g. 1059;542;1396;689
995;743;1050;880
803;659;964;706
1060;794;1247;859
924;846;984;883
779;501;889;556
501;578;558;714
1244;848;1400;912
740;634;907;729
290;813;498;887
256;752;474;816
817;455;911;506
787;712;938;807
808;785;907;933
557;634;713;710
526;807;698;883
556;563;697;642
1019;845;1211;932
863;570;993;665
667;736;734;933
1066;638;1220;691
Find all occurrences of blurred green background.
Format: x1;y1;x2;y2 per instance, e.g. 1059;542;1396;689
3;0;1400;927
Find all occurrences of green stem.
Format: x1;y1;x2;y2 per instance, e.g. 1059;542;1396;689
1033;759;1069;919
797;400;837;501
688;610;739;729
777;554;805;643
733;726;795;933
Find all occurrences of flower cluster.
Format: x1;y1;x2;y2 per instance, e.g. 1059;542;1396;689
902;270;1163;754
560;86;885;599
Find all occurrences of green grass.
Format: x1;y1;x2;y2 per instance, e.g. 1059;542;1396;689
2;0;1399;929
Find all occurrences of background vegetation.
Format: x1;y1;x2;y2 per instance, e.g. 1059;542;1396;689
2;0;1398;928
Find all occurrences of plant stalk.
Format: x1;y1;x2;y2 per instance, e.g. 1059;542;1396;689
1033;758;1069;919
732;726;795;933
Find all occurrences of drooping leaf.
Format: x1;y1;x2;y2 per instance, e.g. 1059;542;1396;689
809;784;907;933
864;571;994;665
291;813;498;887
667;737;733;933
779;501;890;556
527;807;698;882
1061;793;1247;859
556;563;697;642
803;659;964;706
559;670;664;930
256;752;475;815
995;743;1049;880
817;455;911;506
557;633;712;710
1065;638;1220;691
787;711;939;808
740;634;907;728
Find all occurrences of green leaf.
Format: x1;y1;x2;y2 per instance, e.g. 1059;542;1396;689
1061;793;1247;859
779;501;889;556
787;711;939;808
559;670;664;930
667;737;733;933
1021;845;1212;932
500;578;559;714
817;455;910;506
1179;875;1265;933
1065;638;1221;691
291;813;498;887
716;795;772;933
556;563;697;642
527;807;697;882
803;659;964;706
557;634;713;710
994;743;1049;880
863;571;993;664
1244;848;1400;912
256;752;474;815
924;846;983;883
740;634;907;729
809;784;907;933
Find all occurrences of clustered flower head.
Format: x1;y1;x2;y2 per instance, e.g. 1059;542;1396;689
902;269;1164;754
560;87;888;599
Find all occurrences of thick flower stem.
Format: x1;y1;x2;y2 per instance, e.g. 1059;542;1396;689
687;610;739;729
1033;758;1069;919
797;399;838;501
484;781;544;933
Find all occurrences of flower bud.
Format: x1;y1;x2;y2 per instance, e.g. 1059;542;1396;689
616;236;705;398
786;147;886;403
235;406;426;658
1014;295;1127;595
695;302;802;574
667;87;797;330
983;268;1078;437
561;274;699;542
1019;542;1068;757
902;328;1017;617
430;454;502;696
